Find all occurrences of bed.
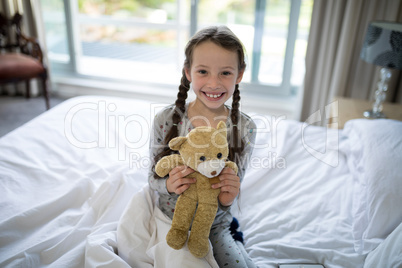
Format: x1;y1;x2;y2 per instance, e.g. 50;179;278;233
0;95;401;268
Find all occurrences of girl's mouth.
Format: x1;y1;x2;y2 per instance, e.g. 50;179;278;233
203;92;225;100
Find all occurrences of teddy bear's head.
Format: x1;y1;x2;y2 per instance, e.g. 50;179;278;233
169;121;229;178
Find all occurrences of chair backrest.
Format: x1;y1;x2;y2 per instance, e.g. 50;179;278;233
0;12;24;53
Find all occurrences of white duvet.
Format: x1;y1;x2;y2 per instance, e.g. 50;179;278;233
1;96;400;267
117;185;219;268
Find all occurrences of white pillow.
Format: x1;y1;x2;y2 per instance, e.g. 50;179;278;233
363;222;402;268
341;119;402;254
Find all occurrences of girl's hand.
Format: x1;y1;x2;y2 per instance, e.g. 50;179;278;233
166;165;196;194
212;167;240;207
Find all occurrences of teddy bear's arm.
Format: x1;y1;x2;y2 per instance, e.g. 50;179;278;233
155;154;184;177
225;161;238;175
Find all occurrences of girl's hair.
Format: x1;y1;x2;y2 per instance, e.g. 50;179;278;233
154;25;246;168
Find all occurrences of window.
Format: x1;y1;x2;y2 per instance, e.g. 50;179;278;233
42;0;313;96
41;0;71;68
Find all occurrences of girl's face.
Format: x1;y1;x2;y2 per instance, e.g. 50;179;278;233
185;41;244;111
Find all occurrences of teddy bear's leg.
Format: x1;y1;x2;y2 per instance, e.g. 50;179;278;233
166;185;197;250
187;189;219;258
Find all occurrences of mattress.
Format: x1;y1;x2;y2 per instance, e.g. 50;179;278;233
1;95;401;267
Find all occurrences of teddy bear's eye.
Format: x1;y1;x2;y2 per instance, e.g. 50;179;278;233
200;156;206;161
217;153;222;159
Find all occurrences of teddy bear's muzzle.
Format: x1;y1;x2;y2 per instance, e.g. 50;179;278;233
197;159;225;178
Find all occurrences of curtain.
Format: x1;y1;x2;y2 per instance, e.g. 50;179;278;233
300;0;402;124
0;0;48;97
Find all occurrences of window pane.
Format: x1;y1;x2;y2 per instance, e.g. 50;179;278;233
197;0;255;83
198;0;255;25
259;0;291;85
80;24;177;47
78;25;181;83
291;0;313;86
75;0;187;85
78;0;177;21
41;0;70;63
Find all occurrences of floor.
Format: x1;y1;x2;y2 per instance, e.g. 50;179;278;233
0;95;68;138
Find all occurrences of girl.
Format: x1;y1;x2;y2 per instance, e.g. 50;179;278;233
149;25;256;267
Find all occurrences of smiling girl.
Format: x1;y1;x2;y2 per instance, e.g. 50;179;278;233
149;26;257;267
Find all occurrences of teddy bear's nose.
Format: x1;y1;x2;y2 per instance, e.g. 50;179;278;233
211;171;217;176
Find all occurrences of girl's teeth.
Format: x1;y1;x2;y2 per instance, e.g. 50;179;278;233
206;93;222;98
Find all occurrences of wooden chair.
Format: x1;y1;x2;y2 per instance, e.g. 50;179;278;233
0;12;49;110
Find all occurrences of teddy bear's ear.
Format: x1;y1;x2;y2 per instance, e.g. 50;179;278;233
169;137;187;150
217;121;227;138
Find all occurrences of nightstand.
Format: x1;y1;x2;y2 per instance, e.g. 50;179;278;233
328;97;402;129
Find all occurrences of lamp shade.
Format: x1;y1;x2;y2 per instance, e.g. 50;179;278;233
360;21;402;70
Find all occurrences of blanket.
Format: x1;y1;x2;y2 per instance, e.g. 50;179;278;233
116;185;219;267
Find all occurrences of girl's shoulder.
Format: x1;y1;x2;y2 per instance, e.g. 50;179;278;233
154;104;177;123
225;105;255;128
153;104;190;135
156;104;176;115
237;110;257;130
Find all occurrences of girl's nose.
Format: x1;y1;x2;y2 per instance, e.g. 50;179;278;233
208;75;221;89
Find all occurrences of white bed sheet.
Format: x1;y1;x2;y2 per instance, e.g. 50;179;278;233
231;119;366;267
0;96;151;267
0;96;370;267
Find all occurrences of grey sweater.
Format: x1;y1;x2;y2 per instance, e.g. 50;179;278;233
148;103;256;226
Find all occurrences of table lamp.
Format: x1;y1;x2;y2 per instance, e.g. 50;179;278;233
360;21;402;118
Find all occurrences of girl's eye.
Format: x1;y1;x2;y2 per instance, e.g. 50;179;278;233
222;71;231;76
200;156;206;161
217;153;222;159
198;70;207;74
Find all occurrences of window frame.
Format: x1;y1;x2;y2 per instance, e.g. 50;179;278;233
50;0;305;97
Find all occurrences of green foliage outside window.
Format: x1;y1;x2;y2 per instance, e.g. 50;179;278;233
78;0;175;16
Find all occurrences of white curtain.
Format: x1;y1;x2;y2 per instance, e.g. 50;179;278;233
300;0;402;124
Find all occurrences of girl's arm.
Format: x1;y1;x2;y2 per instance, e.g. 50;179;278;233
213;167;240;207
213;117;257;208
237;118;257;182
148;108;195;195
148;111;171;195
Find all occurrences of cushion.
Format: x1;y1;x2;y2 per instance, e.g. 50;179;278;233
0;53;44;80
341;119;402;254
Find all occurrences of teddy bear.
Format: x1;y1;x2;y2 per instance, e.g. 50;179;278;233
155;121;238;258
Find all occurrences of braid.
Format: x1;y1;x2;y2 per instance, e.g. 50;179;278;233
170;70;190;141
153;70;190;169
229;84;244;166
